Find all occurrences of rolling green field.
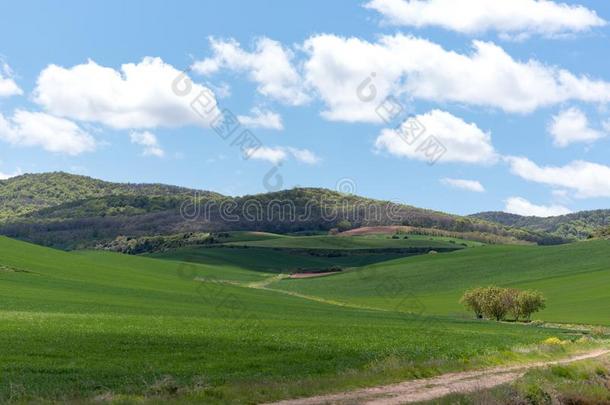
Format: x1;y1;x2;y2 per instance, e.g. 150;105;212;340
0;235;577;404
150;246;407;273
271;240;610;325
222;234;467;250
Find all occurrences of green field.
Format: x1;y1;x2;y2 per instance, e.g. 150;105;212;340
150;246;407;273
0;235;579;403
271;240;610;325
222;234;468;250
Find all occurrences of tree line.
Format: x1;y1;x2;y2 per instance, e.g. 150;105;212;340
460;286;546;321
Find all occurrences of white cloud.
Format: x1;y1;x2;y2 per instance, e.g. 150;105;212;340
505;196;571;217
0;110;96;155
246;146;287;164
192;37;310;106
441;178;485;192
33;57;220;129
374;110;497;164
365;0;605;38
302;34;610;121
130;131;164;157
246;146;320;165
0;168;22;180
0;62;23;97
507;156;610;198
548;107;605;147
286;147;320;164
237;107;284;130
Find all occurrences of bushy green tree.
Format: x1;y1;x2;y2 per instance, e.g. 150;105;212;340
460;287;546;322
516;290;546;320
480;286;511;321
459;287;485;319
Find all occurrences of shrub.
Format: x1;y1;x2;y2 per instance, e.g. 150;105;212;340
543;337;567;346
336;220;353;232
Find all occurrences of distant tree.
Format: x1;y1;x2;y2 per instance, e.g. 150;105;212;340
460;287;485;319
460;287;546;322
517;290;546;321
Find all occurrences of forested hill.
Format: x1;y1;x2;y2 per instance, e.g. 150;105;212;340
0;172;221;221
0;172;568;249
470;210;610;240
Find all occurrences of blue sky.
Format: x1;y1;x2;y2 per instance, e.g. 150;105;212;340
1;0;610;216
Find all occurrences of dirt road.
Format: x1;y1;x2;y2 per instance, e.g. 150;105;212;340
267;349;610;405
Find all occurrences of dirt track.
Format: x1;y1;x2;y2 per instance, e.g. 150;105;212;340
266;349;610;405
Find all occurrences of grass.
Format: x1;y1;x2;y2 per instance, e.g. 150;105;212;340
221;234;466;250
271;240;610;325
150;246;409;273
0;236;572;404
427;352;610;404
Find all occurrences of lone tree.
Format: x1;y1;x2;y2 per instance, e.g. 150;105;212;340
516;290;546;320
460;286;546;322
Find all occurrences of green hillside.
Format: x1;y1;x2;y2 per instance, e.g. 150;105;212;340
150;246;407;273
222;234;469;250
149;232;475;273
0;172;219;221
471;210;610;240
0;173;568;249
0;236;569;403
271;240;610;325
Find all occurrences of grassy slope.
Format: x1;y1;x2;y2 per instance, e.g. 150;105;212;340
223;234;464;250
271;240;610;325
150;233;468;273
0;236;561;403
150;246;406;273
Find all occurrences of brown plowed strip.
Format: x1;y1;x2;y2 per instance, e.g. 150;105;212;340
289;272;342;279
266;349;610;405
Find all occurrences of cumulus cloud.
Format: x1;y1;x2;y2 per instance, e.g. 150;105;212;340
548;107;605;147
130;131;164;157
440;178;485;192
507;156;610;198
33;57;219;129
0;110;96;155
246;146;320;165
505;196;571;217
374;110;497;164
286;147;320;164
364;0;605;38
237;107;284;130
192;37;310;106
0;62;22;97
302;34;610;121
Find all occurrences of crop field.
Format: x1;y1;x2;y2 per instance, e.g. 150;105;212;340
0;235;582;403
151;246;407;273
221;234;467;250
271;240;610;325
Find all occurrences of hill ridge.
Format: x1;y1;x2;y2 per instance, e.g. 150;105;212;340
0;172;571;249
